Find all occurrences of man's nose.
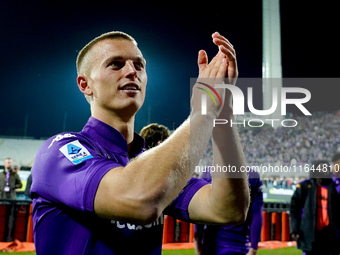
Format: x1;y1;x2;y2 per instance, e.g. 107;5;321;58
124;60;137;78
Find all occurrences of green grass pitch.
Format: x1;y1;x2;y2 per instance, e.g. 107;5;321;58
0;247;302;255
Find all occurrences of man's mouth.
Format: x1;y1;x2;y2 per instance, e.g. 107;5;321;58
119;83;140;91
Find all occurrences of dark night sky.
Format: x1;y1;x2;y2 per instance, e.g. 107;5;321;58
0;1;339;138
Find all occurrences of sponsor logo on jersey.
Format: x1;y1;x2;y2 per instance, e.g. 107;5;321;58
48;133;76;148
110;216;164;231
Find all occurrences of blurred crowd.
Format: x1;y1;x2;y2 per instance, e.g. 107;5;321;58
261;176;303;190
240;111;340;166
199;111;340;168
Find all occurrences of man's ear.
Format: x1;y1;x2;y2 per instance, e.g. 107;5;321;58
77;75;93;96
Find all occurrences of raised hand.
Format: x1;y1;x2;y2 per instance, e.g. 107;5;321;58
192;32;238;118
212;32;238;85
191;43;227;118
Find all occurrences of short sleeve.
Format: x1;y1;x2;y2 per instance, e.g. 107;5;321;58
164;177;208;222
31;134;123;213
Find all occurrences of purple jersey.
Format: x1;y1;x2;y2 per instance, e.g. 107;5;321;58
197;170;263;254
31;117;207;254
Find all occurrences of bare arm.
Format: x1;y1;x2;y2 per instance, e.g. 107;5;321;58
189;33;250;225
94;41;227;224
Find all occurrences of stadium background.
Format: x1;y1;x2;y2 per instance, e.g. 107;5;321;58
0;0;339;254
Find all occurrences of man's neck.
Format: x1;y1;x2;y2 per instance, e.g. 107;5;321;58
112;119;135;144
91;108;135;145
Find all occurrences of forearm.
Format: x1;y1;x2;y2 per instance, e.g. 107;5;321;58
188;111;249;224
209;111;249;223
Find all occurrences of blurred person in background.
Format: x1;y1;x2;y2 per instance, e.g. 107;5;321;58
194;168;263;255
0;158;22;199
290;160;340;255
140;123;170;149
12;164;20;173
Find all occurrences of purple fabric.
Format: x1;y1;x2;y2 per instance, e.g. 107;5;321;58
165;177;208;221
195;169;263;254
5;171;9;184
31;117;207;254
249;180;263;250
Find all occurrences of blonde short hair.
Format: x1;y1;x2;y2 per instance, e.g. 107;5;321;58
76;31;137;76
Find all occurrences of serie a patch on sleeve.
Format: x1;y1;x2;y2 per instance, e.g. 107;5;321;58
59;140;93;164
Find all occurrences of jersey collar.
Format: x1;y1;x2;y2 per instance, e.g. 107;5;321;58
81;117;145;158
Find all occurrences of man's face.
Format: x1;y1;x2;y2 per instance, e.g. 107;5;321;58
4;159;12;169
84;39;147;117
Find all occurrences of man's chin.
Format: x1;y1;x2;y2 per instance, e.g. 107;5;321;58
115;102;143;119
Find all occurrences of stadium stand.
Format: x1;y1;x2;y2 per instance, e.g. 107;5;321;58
0;137;45;168
198;111;340;169
240;111;340;166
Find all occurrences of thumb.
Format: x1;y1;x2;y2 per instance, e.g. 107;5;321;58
198;50;208;75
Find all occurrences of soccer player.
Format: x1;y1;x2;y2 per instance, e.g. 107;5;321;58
30;31;249;254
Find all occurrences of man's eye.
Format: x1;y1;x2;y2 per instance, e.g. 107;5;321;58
109;61;124;69
134;62;144;70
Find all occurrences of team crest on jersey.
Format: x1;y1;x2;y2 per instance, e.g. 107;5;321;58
59;140;93;164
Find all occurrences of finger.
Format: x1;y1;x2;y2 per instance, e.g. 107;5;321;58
198;50;208;75
213;32;233;42
220;45;238;79
216;56;227;79
213;37;235;56
213;38;234;52
212;31;220;37
199;51;220;78
212;32;234;48
209;52;226;78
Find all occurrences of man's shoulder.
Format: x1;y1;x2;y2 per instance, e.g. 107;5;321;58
296;179;312;189
34;132;98;165
41;131;101;152
44;132;83;149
